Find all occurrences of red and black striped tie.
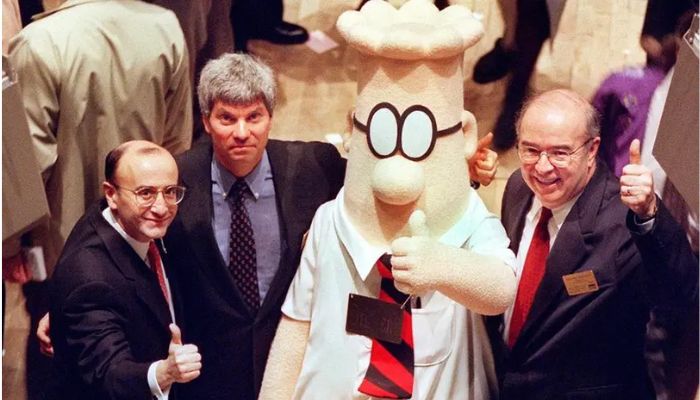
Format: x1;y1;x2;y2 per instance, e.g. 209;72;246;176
358;253;414;399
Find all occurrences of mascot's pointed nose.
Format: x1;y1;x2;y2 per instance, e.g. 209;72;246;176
371;157;424;205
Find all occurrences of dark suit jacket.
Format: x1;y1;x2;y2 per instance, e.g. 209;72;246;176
627;200;698;310
487;160;697;400
166;138;345;400
628;185;699;400
49;200;182;400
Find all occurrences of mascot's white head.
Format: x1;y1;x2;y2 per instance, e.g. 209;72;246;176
337;0;484;245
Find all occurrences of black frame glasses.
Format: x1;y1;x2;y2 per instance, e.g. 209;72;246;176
353;102;462;162
517;138;593;168
113;184;187;207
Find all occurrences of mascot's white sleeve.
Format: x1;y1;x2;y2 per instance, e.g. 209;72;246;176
258;209;323;399
258;315;309;399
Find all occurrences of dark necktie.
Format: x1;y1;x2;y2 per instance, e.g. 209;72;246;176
508;207;552;348
228;180;260;312
147;241;170;305
358;254;414;399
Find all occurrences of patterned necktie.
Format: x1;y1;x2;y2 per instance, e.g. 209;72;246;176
508;207;552;348
358;254;414;399
147;241;170;305
228;180;260;312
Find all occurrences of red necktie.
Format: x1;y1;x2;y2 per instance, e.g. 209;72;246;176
147;241;170;305
358;254;414;399
508;207;552;348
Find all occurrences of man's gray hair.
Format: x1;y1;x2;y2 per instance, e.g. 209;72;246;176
515;89;601;140
197;53;277;117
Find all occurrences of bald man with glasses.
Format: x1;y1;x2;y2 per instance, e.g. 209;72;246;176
486;89;697;400
48;140;201;400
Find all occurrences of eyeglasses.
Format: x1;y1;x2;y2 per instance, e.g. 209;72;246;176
114;184;186;206
353;102;462;162
517;138;593;168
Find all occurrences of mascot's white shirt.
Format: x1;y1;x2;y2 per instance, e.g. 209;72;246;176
282;188;515;400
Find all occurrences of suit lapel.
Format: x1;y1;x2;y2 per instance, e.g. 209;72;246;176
90;203;172;330
514;161;610;351
503;176;533;254
258;140;301;318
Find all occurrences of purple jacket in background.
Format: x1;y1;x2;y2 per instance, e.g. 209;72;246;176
592;65;666;177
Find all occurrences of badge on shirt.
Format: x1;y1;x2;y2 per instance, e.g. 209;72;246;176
345;293;403;344
562;270;599;296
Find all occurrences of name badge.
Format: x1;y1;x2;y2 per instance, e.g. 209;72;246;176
345;293;403;344
562;270;599;296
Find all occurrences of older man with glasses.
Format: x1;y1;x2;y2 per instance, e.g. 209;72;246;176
485;89;697;400
47;140;201;400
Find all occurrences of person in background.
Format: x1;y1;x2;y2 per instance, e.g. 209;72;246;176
147;0;235;140
471;0;553;151
231;0;309;52
592;8;696;179
2;0;21;54
9;0;192;276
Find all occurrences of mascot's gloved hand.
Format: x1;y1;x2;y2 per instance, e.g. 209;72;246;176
469;133;498;187
390;210;517;315
391;210;453;296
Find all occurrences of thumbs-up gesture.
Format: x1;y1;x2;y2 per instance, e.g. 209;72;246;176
156;324;202;391
468;133;499;187
391;211;519;315
620;139;657;219
390;210;444;295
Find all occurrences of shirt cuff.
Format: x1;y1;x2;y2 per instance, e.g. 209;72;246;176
632;214;655;234
148;360;170;400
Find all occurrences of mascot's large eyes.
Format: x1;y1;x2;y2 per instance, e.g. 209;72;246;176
353;102;461;161
402;108;434;160
368;106;399;157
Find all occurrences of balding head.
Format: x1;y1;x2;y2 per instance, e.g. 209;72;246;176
104;140;173;185
515;89;601;210
516;89;600;141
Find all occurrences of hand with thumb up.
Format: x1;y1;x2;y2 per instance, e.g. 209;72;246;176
156;324;202;392
620;139;657;220
468;133;499;187
390;210;440;296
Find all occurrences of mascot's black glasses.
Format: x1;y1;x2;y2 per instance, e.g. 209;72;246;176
353;102;462;162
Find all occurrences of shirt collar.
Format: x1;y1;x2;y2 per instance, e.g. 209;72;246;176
211;150;270;201
101;207;150;261
527;193;582;229
334;187;483;281
32;0;102;21
333;189;386;281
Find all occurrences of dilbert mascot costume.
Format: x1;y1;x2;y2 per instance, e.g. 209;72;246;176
260;1;517;398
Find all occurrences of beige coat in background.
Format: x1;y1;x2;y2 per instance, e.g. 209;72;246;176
8;0;192;272
2;0;21;54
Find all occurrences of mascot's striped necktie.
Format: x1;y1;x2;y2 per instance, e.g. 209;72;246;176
358;253;414;399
